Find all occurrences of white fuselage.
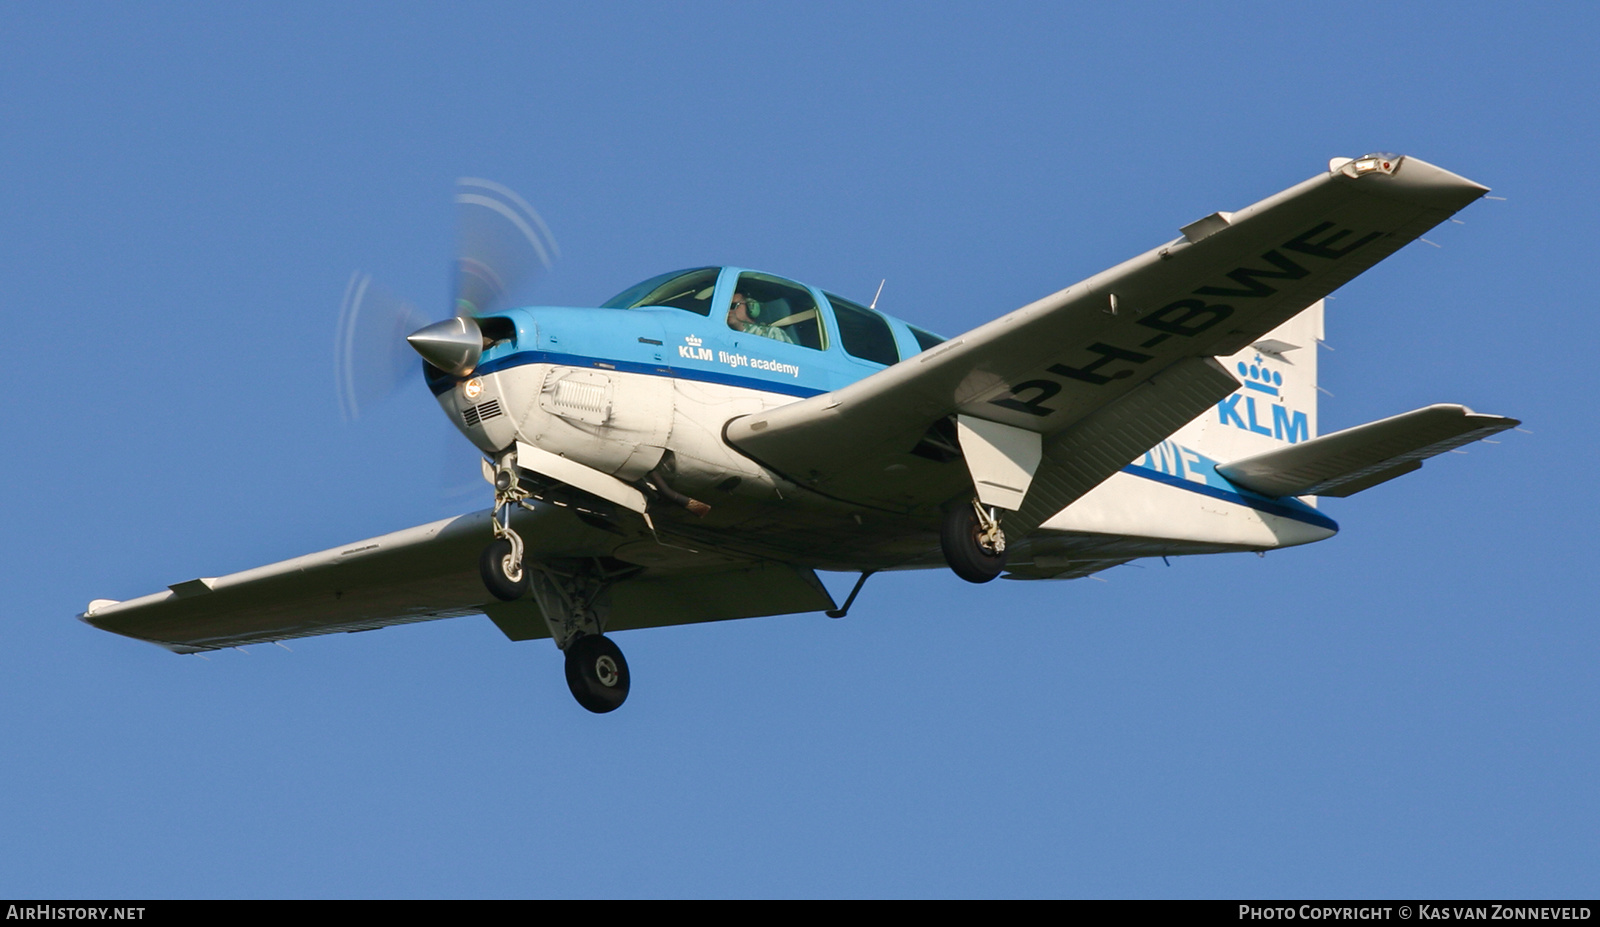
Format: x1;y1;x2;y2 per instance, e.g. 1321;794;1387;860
437;360;1335;574
442;362;799;501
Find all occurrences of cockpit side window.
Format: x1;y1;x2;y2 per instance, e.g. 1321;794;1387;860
824;292;900;366
601;267;720;316
727;272;825;350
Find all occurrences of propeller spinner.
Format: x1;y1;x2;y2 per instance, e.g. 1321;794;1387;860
406;315;485;378
333;178;557;418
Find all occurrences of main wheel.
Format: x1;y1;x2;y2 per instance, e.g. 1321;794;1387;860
564;635;630;713
940;503;1007;584
479;538;528;601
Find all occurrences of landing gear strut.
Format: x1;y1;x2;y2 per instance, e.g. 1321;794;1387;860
476;449;639;713
479;454;530;601
522;559;641;714
941;499;1007;583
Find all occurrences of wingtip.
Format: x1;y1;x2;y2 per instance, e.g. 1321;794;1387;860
77;599;122;626
1353;153;1490;208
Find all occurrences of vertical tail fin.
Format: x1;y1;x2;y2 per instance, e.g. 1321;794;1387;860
1181;299;1323;463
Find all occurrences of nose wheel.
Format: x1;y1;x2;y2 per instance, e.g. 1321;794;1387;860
941;499;1008;583
480;537;528;601
564;635;631;713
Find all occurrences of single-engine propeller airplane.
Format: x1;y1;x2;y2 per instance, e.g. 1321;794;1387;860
82;154;1518;713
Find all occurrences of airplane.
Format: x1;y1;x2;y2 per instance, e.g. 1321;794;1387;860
80;154;1519;713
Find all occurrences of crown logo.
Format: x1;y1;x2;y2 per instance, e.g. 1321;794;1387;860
686;335;702;347
1237;357;1282;396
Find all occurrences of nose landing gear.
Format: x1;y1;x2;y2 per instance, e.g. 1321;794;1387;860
480;535;529;602
480;456;532;601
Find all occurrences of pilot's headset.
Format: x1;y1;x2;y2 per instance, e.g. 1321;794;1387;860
743;297;762;319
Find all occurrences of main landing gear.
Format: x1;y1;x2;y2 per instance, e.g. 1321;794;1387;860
477;452;635;713
940;499;1008;583
564;634;630;713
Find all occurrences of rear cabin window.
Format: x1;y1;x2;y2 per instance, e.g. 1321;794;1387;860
825;293;900;366
601;267;720;316
909;327;946;353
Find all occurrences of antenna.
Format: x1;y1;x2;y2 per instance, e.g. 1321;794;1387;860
870;279;886;310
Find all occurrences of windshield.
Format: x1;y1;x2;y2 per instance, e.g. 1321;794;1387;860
600;267;721;315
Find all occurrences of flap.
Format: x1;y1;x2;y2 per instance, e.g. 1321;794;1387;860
482;561;837;641
1013;356;1241;531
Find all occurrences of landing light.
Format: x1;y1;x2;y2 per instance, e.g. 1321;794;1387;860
1336;152;1402;178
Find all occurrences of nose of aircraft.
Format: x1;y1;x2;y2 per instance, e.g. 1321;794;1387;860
407;316;484;377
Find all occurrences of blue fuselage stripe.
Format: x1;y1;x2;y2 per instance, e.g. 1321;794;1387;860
438;349;828;399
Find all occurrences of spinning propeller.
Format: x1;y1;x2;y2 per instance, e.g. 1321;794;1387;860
334;178;558;419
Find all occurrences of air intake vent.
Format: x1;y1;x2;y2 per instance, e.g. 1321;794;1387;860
539;370;613;425
553;380;607;414
461;400;503;428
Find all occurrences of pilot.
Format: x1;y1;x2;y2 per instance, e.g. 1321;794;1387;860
727;292;796;345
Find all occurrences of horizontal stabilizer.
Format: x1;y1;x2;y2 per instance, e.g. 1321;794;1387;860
1216;404;1519;498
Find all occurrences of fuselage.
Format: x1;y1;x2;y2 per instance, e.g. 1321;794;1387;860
425;266;1336;573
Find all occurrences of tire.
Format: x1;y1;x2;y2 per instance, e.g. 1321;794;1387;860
940;503;1007;584
564;635;631;714
479;539;528;601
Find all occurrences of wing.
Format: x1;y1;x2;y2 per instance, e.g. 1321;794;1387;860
726;154;1489;526
81;504;835;653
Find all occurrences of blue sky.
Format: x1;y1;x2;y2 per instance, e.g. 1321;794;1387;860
4;2;1596;898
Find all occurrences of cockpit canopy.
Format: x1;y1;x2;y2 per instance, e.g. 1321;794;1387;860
601;266;946;366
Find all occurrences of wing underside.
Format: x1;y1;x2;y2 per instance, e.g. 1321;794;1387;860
82;505;835;653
